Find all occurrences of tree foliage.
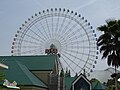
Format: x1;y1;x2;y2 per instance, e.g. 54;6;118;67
65;68;71;77
97;19;120;68
60;68;64;77
0;71;4;81
105;78;120;90
60;68;71;77
0;71;5;89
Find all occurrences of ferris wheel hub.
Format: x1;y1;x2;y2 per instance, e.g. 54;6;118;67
44;39;61;53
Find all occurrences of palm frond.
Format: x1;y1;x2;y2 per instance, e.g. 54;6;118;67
97;40;104;46
109;24;119;34
99;44;114;53
110;52;119;67
118;20;120;25
106;19;116;27
97;33;111;44
107;55;113;66
102;50;109;59
97;25;108;32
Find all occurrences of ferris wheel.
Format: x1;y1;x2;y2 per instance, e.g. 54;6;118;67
11;8;98;76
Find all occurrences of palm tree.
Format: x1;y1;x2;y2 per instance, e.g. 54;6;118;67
97;19;120;90
97;19;120;70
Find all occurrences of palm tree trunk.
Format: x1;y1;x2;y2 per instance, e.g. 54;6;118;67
115;66;118;90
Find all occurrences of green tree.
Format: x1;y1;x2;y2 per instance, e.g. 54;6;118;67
0;72;4;81
106;79;115;90
97;19;120;71
60;68;64;77
97;19;120;90
65;67;68;77
65;68;71;77
0;71;5;89
68;70;71;77
106;79;120;90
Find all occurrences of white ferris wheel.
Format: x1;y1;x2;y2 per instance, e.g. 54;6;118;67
11;8;98;76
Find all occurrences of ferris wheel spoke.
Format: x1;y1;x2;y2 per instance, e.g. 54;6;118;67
65;46;89;49
60;19;71;35
44;14;51;38
21;39;41;45
61;49;85;63
88;58;95;62
62;24;78;40
61;56;76;74
27;28;45;43
13;37;41;46
65;30;83;42
83;65;91;71
23;33;44;46
57;14;67;36
64;28;82;38
55;12;60;38
61;16;79;37
78;67;90;75
57;37;68;46
66;39;87;45
61;49;92;65
65;45;95;50
60;16;74;36
68;32;87;42
51;13;54;38
22;24;46;43
61;52;83;70
68;36;84;44
38;21;50;39
33;24;48;40
62;48;89;56
59;16;76;42
66;36;94;45
56;34;68;45
66;38;95;46
74;62;91;74
51;34;67;46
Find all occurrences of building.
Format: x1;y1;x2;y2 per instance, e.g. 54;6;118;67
0;55;107;90
65;74;91;90
64;74;106;90
0;55;60;90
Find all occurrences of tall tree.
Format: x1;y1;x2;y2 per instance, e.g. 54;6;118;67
97;19;120;90
97;19;120;70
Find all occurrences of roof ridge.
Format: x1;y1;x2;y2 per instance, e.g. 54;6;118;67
16;61;47;88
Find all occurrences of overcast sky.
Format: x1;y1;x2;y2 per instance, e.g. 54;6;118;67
0;0;120;70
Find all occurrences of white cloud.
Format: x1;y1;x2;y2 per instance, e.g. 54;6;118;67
74;0;99;10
